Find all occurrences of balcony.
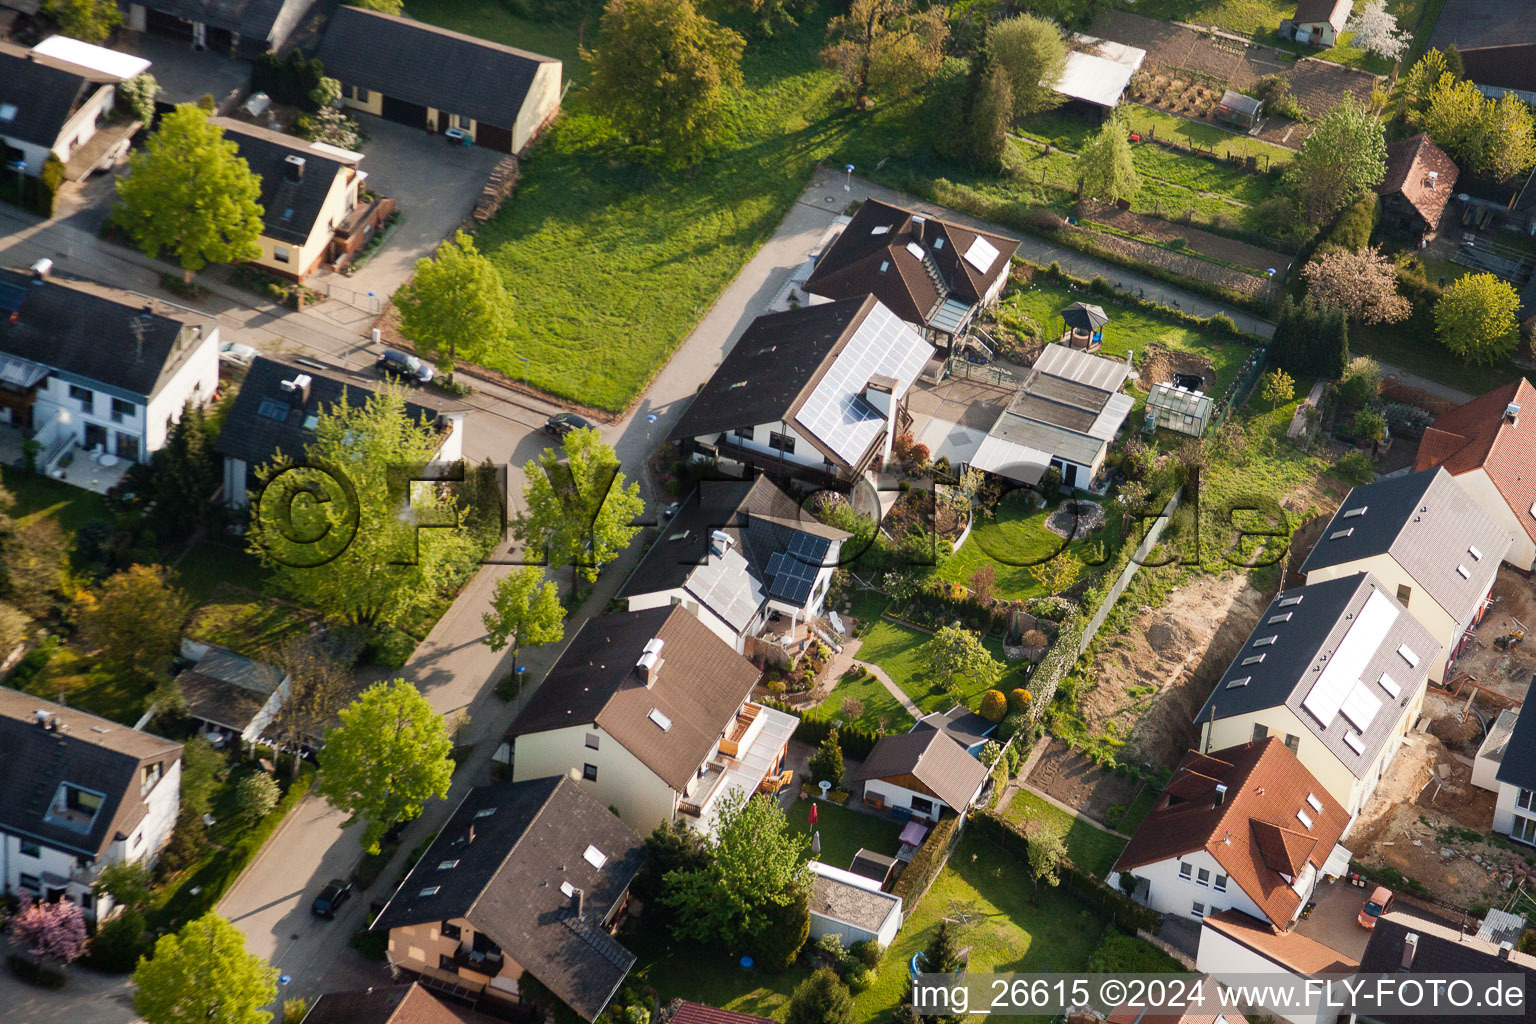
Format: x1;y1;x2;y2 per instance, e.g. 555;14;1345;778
679;703;798;833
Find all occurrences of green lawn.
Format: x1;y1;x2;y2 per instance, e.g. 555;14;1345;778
787;798;905;871
1115;0;1294;38
808;667;913;733
940;493;1130;603
1003;789;1128;878
1119;107;1295;168
187;583;319;658
175;538;267;604
854;618;1015;716
9;642;146;725
854;834;1104;1023
0;468;108;534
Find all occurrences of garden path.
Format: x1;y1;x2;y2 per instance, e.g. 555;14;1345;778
858;659;922;719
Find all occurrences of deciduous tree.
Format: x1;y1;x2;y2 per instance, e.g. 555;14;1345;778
822;0;948;110
114;105;264;284
481;566;564;674
706;0;811;36
132;914;277;1024
42;0;120;43
1411;71;1536;181
396;232;512;377
345;0;402;12
80;565;188;688
918;625;1003;696
1;517;68;618
1346;1;1409;62
1076;112;1140;204
585;0;744;166
1284;96;1387;220
232;772;280;827
1028;551;1081;598
248;384;479;630
1301;246;1411;324
267;635;354;772
9;895;87;965
1260;368;1295;412
514;427;644;590
986;14;1067;120
116;74;159;125
317;680;454;854
98;862;155;915
786;968;855;1024
1026;828;1066;898
1434;273;1520;365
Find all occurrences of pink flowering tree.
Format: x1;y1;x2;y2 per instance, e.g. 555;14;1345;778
9;895;88;965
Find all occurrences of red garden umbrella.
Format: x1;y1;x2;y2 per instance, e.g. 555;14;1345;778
809;803;818;825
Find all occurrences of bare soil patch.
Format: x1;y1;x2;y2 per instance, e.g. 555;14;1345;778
1082;202;1289;276
1452;567;1536;703
1028;737;1145;823
1140;344;1214;391
1082;571;1273;769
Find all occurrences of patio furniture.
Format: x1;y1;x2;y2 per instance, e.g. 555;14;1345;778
898;819;929;846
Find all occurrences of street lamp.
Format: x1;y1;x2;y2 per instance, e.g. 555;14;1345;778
843;163;854;192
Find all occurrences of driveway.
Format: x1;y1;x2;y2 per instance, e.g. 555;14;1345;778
112;33;253;111
0;964;141;1024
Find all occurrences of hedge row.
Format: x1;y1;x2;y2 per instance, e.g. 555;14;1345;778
1026;261;1253;340
891;814;959;904
1026;613;1085;723
759;699;883;760
969;810;1160;935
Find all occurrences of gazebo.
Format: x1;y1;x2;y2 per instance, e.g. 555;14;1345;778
1061;302;1109;350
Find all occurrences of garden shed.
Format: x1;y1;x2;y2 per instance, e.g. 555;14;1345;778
1146;381;1212;436
1214;90;1262;130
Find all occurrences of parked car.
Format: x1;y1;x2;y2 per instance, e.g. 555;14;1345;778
543;411;593;439
378;348;435;384
311;878;354;918
1357;885;1393;929
219;341;257;367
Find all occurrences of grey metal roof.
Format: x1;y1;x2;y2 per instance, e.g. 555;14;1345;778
988;409;1107;467
683;544;764;634
1197;572;1441;780
1494;697;1536;790
1299;468;1511;627
911;706;996;750
1033;343;1131;393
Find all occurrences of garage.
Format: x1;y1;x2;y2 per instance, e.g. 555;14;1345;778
380;96;429;130
473;122;514;153
145;9;194;41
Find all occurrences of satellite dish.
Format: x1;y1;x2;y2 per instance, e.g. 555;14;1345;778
1457;193;1471;201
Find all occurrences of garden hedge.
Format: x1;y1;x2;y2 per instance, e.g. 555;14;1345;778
760;700;882;761
891;815;959;903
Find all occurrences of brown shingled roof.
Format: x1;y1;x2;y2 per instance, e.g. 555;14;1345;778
1292;0;1352;32
1414;378;1536;549
854;728;988;811
1112;739;1349;927
1202;910;1359;975
1378;134;1458;230
302;984;484;1024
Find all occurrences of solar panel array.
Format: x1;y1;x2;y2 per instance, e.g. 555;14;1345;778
765;531;831;604
685;546;764;633
796;303;931;464
1301;589;1399;727
964;235;1000;273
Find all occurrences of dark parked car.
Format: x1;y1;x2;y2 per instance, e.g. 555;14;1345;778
311;878;354;918
544;411;594;439
378;348;435;384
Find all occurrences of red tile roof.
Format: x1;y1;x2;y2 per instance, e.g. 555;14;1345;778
1378;134;1459;230
1106;977;1251;1024
669;1003;776;1024
1112;739;1350;927
1414;378;1536;548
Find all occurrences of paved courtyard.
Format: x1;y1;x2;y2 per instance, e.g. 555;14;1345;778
0;965;141;1024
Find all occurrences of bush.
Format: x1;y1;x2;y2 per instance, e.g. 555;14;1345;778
979;689;1007;722
849;938;883;969
998;711;1030;741
1332;450;1375;485
809;728;845;786
232;771;281;827
85;909;147;973
1007;688;1032;714
891;816;958;903
363;629;417;669
1327;193;1378;251
283;998;311;1024
755;889;810;971
786;967;855;1024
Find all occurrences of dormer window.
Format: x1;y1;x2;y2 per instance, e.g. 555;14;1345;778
141;762;162;796
45;784;105;833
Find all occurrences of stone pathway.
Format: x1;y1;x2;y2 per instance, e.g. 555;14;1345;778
861;660;922;719
821;637;923;720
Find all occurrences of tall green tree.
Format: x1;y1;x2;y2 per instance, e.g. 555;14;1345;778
823;0;948;110
919;625;1002;697
1414;72;1536;182
481;566;565;674
808;728;844;786
965;58;1014;174
395;232;513;378
80;565;189;689
1076;111;1141;204
661;791;811;948
248;384;479;630
317;680;455;853
786;968;855;1024
585;0;745;166
705;0;811;37
1026;828;1066;899
1284;95;1387;220
986;14;1067;120
132;914;277;1024
1434;273;1520;365
514;427;643;589
1260;368;1295;411
43;0;121;43
268;635;354;777
147;403;219;535
114;105;264;284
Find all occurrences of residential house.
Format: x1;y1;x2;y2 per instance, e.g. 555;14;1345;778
504;606;796;835
909;705;996;756
1195;573;1439;819
663;1005;775;1024
0;37;149;182
316;6;561;154
1354;910;1536;1023
1110;739;1351;930
853;727;988;822
1458;44;1536;105
1414;378;1536;570
669;297;933;489
1376;134;1458;241
1106;977;1251;1024
617;476;849;654
1297;467;1510;683
302;983;491;1024
0;265;219;474
1050;35;1148;119
1471;699;1536;845
123;0;320;57
215;356;465;508
807;860;902;948
173;643;289;748
1195;909;1357;1024
969;343;1135;489
802;199;1019;346
1287;0;1352;47
374;778;643;1021
0;688;182;921
214;119;387;281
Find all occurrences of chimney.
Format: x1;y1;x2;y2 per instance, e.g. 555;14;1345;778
709;530;733;557
637;638;665;687
1505;402;1521;425
466;824;475;846
35;709;52;729
1401;933;1419;970
911;215;927;245
1427;170;1439;189
571;886;584;917
1499;941;1513;961
1213;783;1228;806
864;376;899;462
284;154;306;182
281;373;313;405
29;257;52;282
